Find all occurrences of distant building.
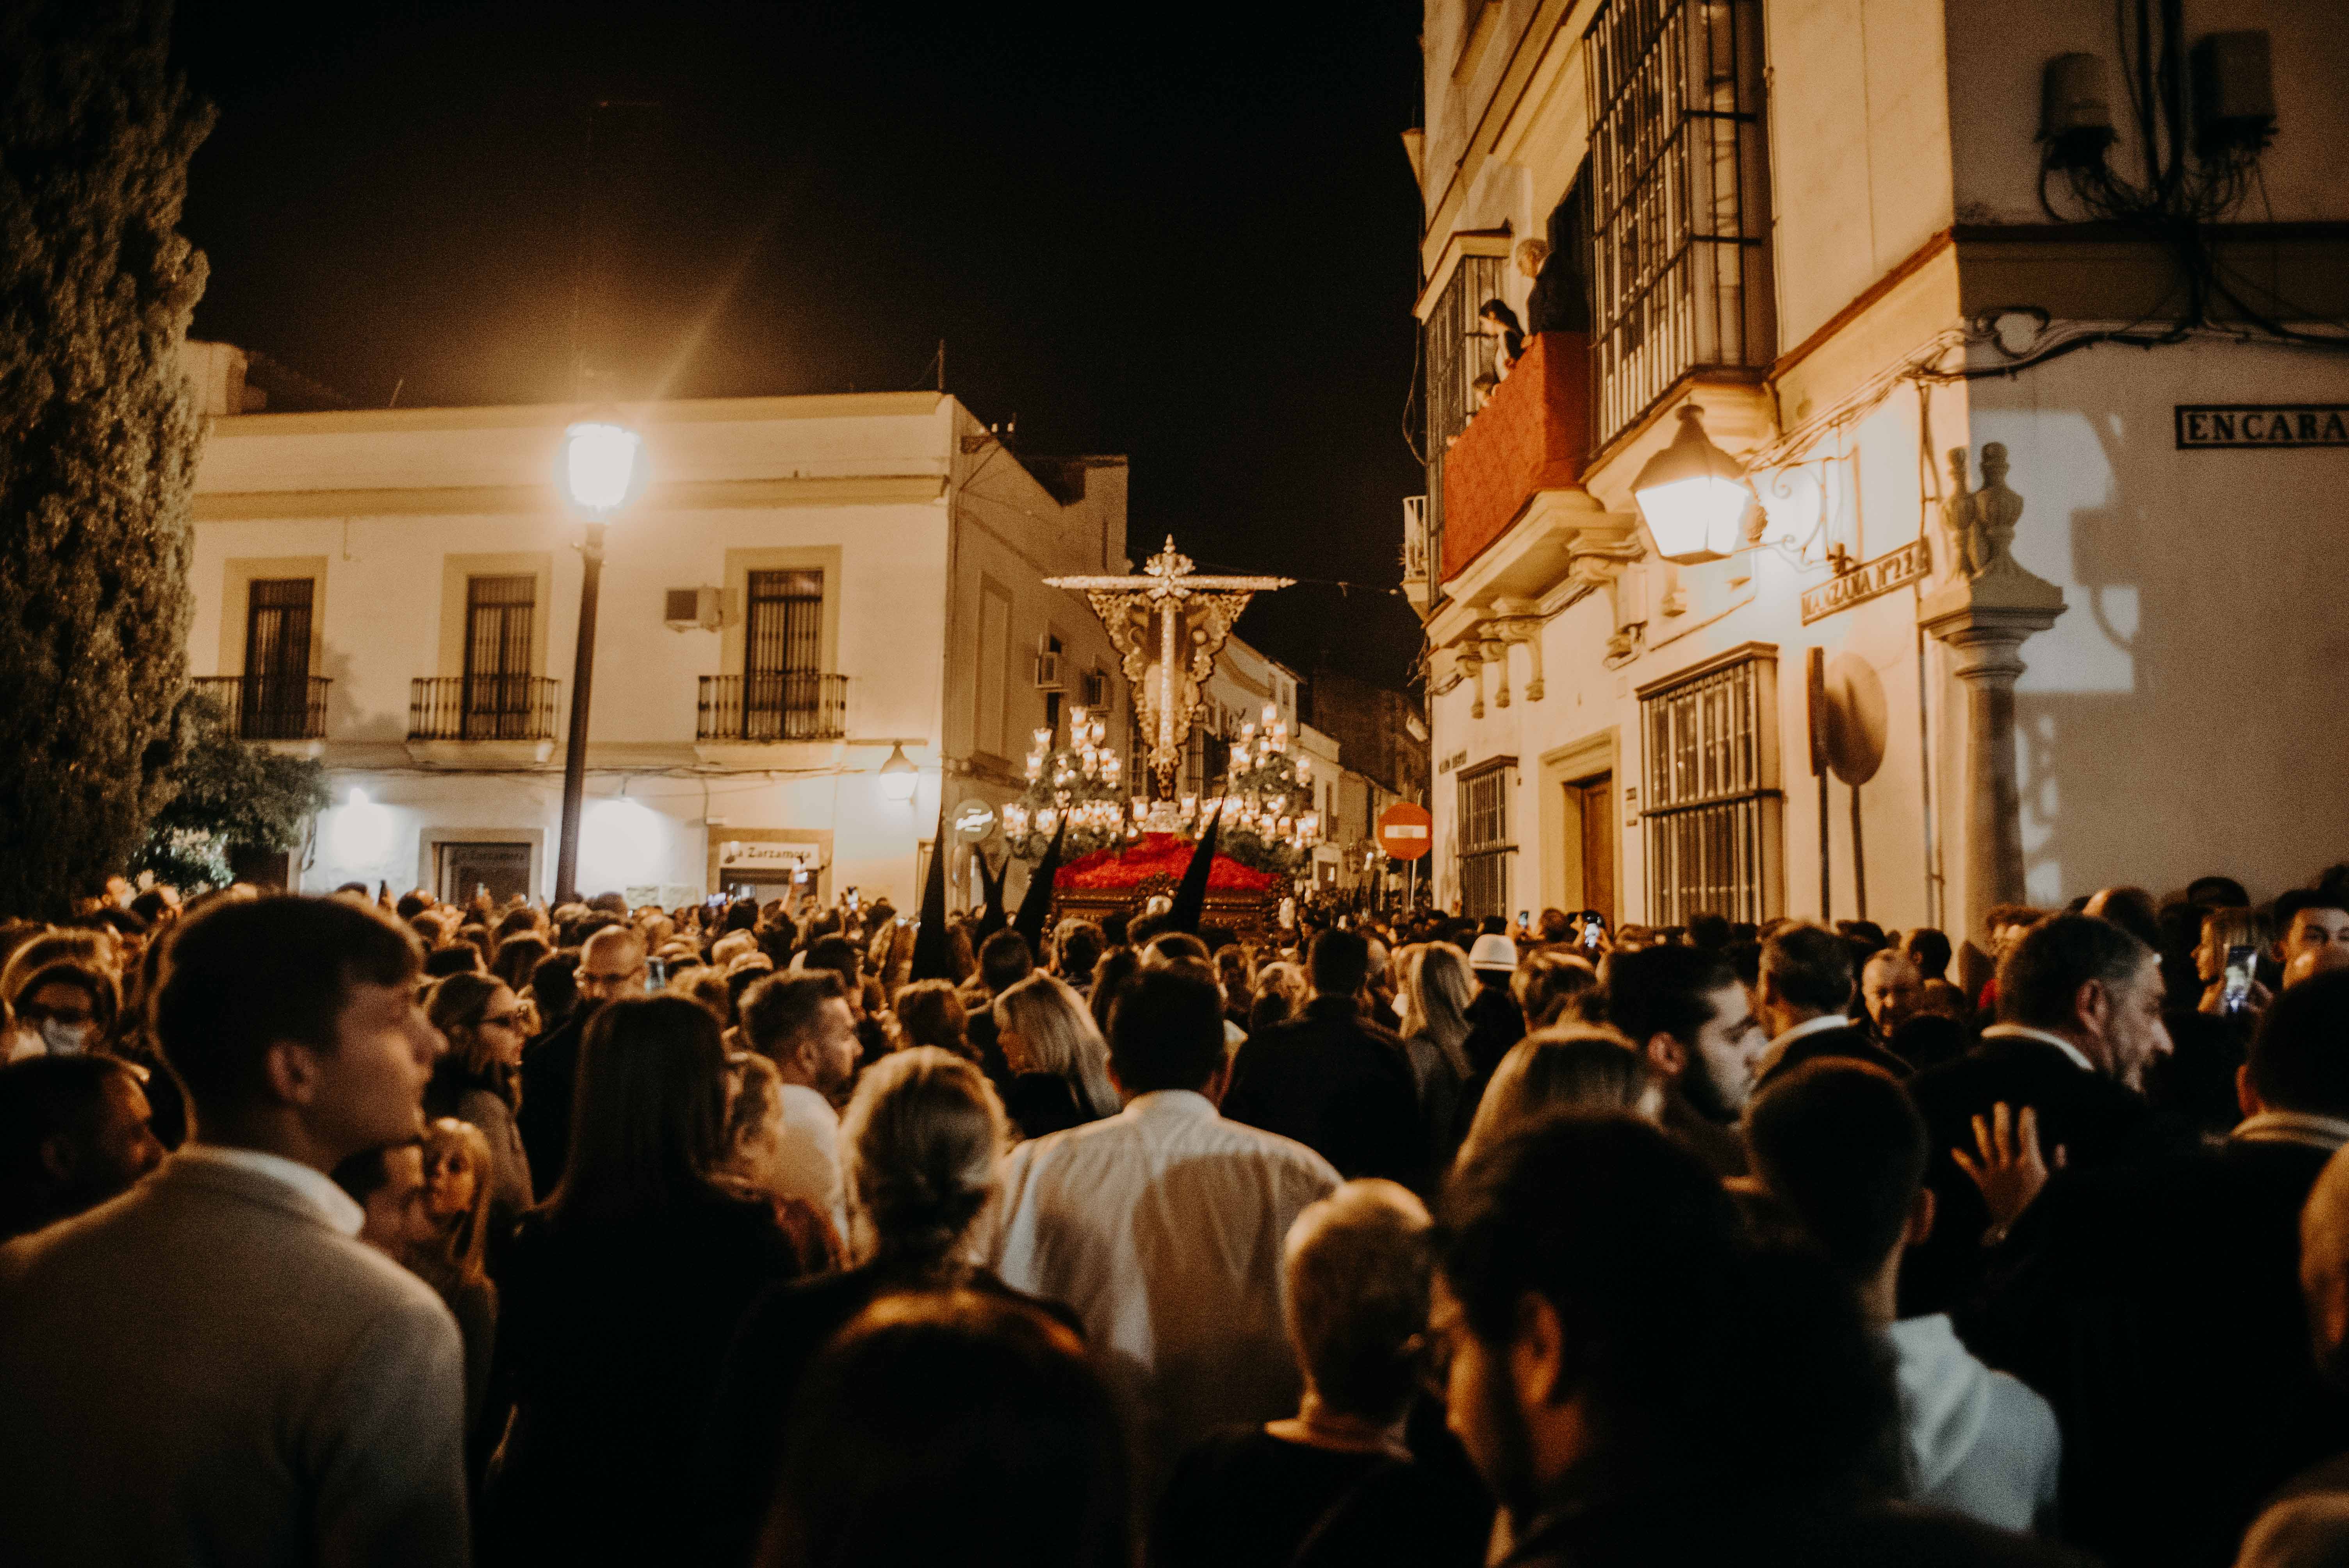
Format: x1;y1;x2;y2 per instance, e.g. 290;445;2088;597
1405;1;2349;944
181;345;1130;907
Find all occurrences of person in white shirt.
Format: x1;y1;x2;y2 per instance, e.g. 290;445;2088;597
986;962;1339;1495
738;970;859;1240
1745;1057;2060;1534
0;896;469;1568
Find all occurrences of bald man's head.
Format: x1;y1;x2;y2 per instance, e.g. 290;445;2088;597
576;926;648;1007
1859;949;1922;1036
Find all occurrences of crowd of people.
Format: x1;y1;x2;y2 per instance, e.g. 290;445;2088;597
5;861;2349;1566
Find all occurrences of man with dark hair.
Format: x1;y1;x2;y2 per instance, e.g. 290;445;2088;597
1686;911;1731;951
0;897;467;1566
2274;888;2349;983
1222;929;1426;1186
0;1055;164;1240
803;932;891;1068
988;966;1338;1490
519;923;647;1192
1754;922;1907;1088
1429;1112;2063;1566
1953;968;2349;1567
1605;944;1767;1176
1052;918;1107;991
739;971;857;1237
1905;913;2177;1314
1747;1062;2060;1532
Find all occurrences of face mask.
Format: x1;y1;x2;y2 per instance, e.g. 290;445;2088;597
39;1019;91;1055
1391;992;1409;1019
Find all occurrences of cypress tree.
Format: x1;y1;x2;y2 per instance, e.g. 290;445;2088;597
0;1;211;915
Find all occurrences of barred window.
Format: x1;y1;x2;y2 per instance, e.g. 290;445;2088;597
1585;0;1773;445
1639;645;1782;925
1420;249;1511;590
1457;758;1515;921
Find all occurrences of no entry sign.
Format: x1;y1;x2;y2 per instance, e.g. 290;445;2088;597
1376;802;1434;862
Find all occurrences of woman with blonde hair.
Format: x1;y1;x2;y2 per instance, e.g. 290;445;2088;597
719;1051;849;1271
699;1046;1075;1568
993;971;1121;1139
418;1117;500;1451
1457;1025;1661;1164
1396;942;1475;1171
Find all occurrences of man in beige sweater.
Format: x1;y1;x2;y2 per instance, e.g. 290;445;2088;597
0;896;470;1568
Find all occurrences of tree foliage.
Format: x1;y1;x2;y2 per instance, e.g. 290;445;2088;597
135;693;329;891
0;1;211;915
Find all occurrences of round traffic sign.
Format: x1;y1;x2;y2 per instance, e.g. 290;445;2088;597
1376;802;1435;862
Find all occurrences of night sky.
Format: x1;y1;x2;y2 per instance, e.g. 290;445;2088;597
170;0;1429;693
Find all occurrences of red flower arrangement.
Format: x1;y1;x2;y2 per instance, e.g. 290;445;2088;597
1055;832;1282;894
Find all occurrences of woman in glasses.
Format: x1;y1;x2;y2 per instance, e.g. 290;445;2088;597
425;970;535;1233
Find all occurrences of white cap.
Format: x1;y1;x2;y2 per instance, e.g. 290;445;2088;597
1469;933;1519;972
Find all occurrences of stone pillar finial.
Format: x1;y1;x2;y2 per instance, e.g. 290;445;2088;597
1920;444;2066;944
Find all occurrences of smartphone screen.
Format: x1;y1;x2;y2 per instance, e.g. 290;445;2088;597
645;956;668;993
2223;944;2258;1013
1583;921;1604;949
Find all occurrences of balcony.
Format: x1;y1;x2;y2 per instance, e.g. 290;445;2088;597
1440;331;1594;583
191;675;330;752
407;675;560;766
1401;496;1433;615
695;673;848;763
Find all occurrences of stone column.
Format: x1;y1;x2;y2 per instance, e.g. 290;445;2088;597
1918;442;2066;944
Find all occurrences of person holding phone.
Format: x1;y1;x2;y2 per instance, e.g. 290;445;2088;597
2194;905;2274;1017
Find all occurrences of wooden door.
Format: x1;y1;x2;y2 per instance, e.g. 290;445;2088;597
1569;772;1615;926
462;575;536;739
242;578;314;739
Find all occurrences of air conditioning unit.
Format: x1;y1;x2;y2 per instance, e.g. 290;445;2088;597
1034;639;1065;690
664;586;720;631
1081;668;1109;707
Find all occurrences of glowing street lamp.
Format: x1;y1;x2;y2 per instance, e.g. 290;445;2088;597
878;742;920;803
1631;405;1753;565
554;414;648;900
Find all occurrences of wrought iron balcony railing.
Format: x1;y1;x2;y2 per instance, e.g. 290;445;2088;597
191;675;330;742
698;673;847;743
409;675;560;742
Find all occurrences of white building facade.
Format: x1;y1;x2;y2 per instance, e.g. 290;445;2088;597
185;367;1130;910
1409;0;2349;950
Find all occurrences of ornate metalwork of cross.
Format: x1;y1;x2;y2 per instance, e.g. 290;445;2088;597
1047;536;1292;798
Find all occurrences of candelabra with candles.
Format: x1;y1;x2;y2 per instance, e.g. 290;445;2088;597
1164;702;1321;875
1002;707;1137;860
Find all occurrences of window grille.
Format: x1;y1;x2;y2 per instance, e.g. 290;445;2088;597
462;575;538;740
1585;0;1773;445
745;569;825;740
1639;645;1781;926
1421;250;1511;586
1456;759;1515;920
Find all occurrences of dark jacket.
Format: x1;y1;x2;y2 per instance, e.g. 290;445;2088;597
1757;1023;1911;1092
697;1259;1075;1568
1960;1128;2349;1568
1501;1493;2090;1568
1901;1031;2185;1315
1461;982;1526;1080
515;1007;592;1197
1002;1071;1096;1143
1223;996;1429;1188
481;1187;806;1565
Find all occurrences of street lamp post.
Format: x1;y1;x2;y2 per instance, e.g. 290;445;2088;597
554;417;647;900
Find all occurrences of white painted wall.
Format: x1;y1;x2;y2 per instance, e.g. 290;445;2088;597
190;393;1128;909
